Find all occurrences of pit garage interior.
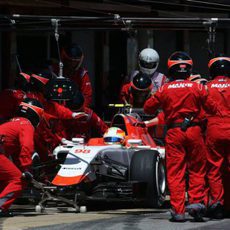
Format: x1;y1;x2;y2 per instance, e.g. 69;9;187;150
0;0;230;114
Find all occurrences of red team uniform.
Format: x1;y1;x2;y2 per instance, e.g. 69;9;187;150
205;56;230;218
59;43;93;107
0;98;43;216
0;73;30;123
144;51;219;222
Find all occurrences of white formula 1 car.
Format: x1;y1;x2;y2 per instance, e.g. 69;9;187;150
33;108;166;213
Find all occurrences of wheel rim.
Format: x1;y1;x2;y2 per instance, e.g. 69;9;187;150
156;157;166;196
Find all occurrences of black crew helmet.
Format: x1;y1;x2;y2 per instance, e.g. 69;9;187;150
30;70;51;93
130;72;153;108
17;98;44;127
14;72;30;92
208;55;230;79
61;43;84;70
168;51;193;80
131;72;153;91
66;90;85;111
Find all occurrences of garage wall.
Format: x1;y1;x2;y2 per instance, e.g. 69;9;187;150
1;27;229;108
154;30;178;76
72;31;95;104
190;30;225;77
126;29;228;80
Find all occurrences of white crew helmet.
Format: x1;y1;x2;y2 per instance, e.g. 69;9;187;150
138;48;159;75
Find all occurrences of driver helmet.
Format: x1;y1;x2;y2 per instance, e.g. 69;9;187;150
61;43;84;71
103;127;125;145
139;48;159;75
17;98;44;127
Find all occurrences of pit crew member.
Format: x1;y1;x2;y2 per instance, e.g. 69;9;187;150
205;55;230;219
55;91;108;142
52;43;93;107
143;51;220;222
27;71;87;161
0;98;43;217
120;72;153;107
121;48;168;94
0;72;30;123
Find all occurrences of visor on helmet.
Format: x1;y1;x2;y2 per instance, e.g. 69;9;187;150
139;60;158;69
104;137;123;144
103;127;125;145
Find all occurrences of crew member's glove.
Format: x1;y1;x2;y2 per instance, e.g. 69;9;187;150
72;112;89;119
22;171;34;182
61;138;72;145
133;121;146;128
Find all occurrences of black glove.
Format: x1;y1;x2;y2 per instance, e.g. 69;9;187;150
133;121;146;128
22;171;34;182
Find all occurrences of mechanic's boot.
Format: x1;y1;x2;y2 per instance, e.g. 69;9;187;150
169;210;186;222
186;203;206;222
0;208;14;218
207;202;224;219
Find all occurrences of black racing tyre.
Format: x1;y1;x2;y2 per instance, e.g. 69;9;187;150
130;150;166;208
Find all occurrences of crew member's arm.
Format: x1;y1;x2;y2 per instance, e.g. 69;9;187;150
18;121;35;171
198;84;222;116
143;91;162;115
80;72;93;107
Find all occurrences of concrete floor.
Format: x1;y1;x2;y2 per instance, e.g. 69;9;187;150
0;204;229;230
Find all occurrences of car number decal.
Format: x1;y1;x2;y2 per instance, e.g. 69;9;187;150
74;149;91;154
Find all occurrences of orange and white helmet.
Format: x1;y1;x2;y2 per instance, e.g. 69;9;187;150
103;127;125;145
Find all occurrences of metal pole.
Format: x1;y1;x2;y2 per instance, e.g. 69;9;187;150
203;18;218;57
51;19;63;78
11;14;116;21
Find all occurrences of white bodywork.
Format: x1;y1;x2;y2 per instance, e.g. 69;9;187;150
52;142;123;186
52;139;165;186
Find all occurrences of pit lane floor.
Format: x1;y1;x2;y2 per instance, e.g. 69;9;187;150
0;202;229;230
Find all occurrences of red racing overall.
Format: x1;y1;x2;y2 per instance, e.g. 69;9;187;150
144;79;219;215
0;117;34;211
55;107;108;142
0;89;26;123
206;76;230;211
26;91;75;161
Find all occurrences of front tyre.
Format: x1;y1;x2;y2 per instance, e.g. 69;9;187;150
130;150;166;208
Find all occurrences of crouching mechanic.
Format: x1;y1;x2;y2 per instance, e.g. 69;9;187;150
0;98;44;217
144;51;220;222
